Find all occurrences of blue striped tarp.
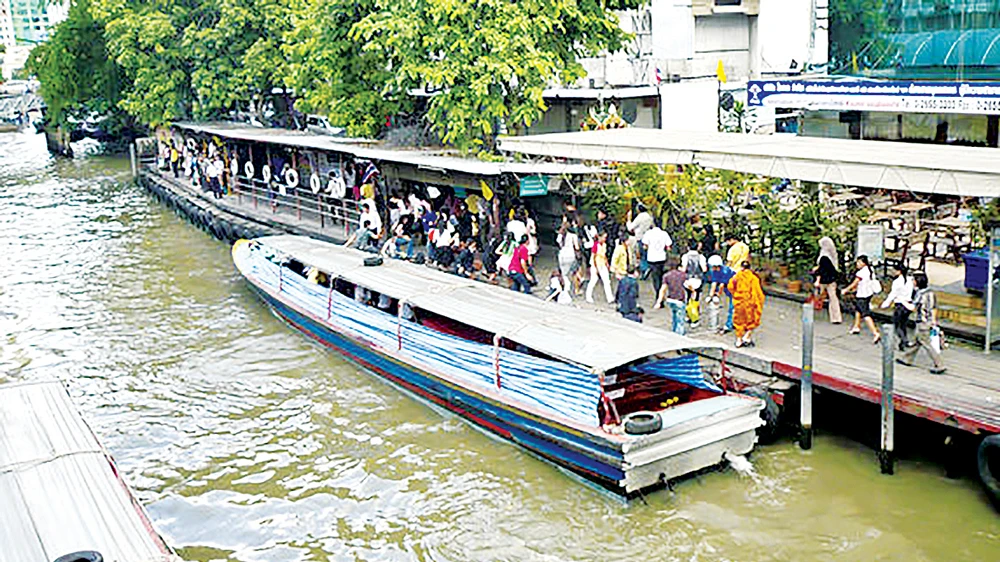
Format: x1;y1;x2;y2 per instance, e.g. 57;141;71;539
241;245;602;427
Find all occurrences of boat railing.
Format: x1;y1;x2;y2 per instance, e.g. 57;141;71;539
231;175;363;239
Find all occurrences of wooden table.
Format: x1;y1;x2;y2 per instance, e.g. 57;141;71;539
923;217;974;263
889;202;935;231
828;192;865;203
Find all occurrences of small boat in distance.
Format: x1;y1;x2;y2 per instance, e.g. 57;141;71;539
233;235;764;495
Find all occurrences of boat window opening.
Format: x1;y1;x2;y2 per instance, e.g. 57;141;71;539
285;258;307;278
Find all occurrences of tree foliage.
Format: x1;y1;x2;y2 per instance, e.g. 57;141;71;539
353;0;635;149
283;0;406;138
26;0;127;128
829;0;896;73
34;0;640;148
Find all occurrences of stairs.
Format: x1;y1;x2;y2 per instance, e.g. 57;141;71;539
936;291;986;328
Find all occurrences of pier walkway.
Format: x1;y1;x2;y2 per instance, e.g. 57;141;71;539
137;166;1000;437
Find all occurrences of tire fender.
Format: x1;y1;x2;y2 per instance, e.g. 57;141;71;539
623;411;662;435
978;434;1000;508
742;386;781;444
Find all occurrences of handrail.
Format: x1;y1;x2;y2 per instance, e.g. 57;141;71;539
141;163;362;239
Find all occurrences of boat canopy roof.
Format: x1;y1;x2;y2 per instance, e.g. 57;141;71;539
257;235;723;373
0;381;178;562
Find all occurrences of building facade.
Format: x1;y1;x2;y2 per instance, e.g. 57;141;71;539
1;0;17;50
8;0;67;44
530;0;829;134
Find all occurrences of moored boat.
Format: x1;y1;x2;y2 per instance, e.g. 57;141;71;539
233;235;764;495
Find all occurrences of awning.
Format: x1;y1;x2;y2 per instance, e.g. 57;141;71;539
253;235;723;373
497;128;1000;197
542;86;660;100
172;122;609;178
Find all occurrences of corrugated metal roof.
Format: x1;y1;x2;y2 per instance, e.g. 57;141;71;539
172;122;609;178
248;236;723;372
497;128;1000;197
0;381;178;562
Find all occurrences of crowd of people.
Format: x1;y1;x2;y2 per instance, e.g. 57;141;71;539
809;236;946;374
344;193;769;348
160;139;229;199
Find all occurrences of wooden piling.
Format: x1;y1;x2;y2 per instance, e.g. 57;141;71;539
800;302;814;450
879;323;895;474
129;143;138;178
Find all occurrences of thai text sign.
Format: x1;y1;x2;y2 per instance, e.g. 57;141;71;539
747;80;1000;115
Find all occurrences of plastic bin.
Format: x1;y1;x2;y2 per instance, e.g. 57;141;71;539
963;249;989;292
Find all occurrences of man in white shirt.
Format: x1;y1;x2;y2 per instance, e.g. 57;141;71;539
641;222;673;297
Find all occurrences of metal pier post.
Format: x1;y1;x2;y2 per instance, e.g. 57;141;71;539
879;324;895;475
800;303;814;450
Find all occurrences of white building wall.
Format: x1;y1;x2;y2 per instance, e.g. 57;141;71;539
0;0;16;49
758;0;829;74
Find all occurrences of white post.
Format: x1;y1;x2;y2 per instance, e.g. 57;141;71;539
129;143;137;178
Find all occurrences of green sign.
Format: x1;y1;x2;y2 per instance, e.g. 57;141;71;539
519;175;549;197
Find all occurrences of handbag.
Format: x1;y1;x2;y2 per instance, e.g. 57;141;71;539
806;291;826;311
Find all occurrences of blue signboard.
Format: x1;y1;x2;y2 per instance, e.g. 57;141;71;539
747;79;1000;115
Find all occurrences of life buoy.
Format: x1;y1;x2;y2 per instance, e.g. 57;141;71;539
244;161;254;178
284;167;299;188
261;165;272;184
623;411;662;435
309;173;321;194
230;158;239;176
186;138;196;151
978;434;1000;507
328;176;346;198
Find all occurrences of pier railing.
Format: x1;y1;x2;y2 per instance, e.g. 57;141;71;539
139;153;362;241
231;176;362;240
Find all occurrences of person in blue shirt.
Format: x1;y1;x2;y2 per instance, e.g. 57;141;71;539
708;255;735;334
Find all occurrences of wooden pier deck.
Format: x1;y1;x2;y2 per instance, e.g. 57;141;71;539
138;167;1000;438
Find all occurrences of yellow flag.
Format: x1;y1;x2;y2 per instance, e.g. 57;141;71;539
716;60;727;84
851;51;859;74
480;180;494;201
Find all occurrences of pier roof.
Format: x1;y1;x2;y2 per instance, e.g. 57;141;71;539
0;381;178;562
173;121;607;178
497;128;1000;197
257;235;723;372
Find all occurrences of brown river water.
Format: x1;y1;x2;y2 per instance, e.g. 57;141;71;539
0;132;997;561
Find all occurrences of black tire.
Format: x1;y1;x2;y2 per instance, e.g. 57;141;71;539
978;434;1000;509
363;256;384;267
623;411;662;435
742;386;781;444
53;552;103;562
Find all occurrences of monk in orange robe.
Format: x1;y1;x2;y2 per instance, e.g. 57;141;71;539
727;261;764;347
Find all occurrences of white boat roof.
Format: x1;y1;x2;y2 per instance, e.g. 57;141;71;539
256;235;723;373
171;121;609;178
0;381;178;562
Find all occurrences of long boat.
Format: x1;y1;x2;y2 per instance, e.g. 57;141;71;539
233;235;764;495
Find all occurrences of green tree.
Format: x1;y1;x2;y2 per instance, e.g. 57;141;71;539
283;0;406;137
27;0;129;129
93;0;291;126
353;0;640;150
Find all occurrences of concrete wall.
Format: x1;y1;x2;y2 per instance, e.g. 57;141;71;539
659;80;720;132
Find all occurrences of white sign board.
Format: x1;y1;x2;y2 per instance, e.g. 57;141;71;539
857;224;884;263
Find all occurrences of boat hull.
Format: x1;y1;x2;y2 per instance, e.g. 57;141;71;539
235;239;764;495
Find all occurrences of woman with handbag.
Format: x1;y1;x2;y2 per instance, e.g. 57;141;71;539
843;255;882;345
810;236;842;324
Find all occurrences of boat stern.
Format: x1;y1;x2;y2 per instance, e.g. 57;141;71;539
617;394;764;493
